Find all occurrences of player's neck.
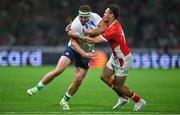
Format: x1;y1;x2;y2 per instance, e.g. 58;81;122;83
108;19;116;27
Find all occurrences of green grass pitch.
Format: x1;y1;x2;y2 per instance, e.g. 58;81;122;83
0;66;180;114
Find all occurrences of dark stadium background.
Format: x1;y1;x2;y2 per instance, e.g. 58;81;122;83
0;0;179;68
0;0;179;48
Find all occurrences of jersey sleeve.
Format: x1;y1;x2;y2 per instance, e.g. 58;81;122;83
101;26;116;40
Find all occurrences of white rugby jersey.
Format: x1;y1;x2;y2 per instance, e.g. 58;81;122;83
68;12;102;52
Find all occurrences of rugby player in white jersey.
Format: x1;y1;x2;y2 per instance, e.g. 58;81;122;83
26;5;105;110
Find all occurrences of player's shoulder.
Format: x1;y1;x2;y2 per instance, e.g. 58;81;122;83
71;16;81;26
90;12;101;18
112;21;122;29
70;16;82;31
90;12;99;16
72;16;79;23
112;21;123;34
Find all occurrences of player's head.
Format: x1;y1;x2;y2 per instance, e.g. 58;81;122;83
78;5;91;25
103;4;120;21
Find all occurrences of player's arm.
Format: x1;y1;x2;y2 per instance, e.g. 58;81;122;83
70;38;85;55
68;29;104;43
81;26;117;44
70;38;95;59
84;20;107;36
80;35;106;44
68;30;82;40
68;30;105;44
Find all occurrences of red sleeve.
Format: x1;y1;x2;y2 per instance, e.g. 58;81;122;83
102;27;116;40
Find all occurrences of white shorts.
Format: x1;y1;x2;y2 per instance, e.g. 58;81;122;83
106;53;132;77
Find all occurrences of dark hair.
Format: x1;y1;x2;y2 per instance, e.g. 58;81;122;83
107;4;120;19
79;5;91;12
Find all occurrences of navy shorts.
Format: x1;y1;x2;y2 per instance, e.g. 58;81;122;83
62;46;90;70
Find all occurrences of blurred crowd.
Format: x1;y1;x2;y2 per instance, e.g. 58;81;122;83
0;0;179;49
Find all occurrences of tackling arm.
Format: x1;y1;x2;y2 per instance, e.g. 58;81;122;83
68;30;105;44
84;20;107;36
81;35;105;44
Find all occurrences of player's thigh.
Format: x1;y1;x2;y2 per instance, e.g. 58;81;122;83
55;56;71;71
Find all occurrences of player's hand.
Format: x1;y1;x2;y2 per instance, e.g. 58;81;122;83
82;52;96;61
84;29;94;35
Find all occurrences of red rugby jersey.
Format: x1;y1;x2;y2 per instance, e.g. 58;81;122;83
101;20;130;59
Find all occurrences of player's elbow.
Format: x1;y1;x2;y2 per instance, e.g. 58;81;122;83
68;30;74;37
68;30;78;39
